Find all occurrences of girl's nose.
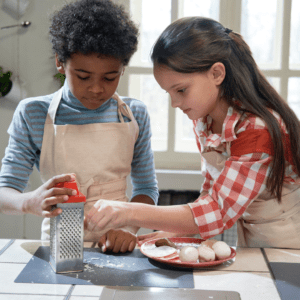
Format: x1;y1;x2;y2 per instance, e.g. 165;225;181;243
171;97;181;108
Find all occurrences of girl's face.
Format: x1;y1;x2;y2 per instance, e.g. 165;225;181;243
153;63;226;121
56;53;124;110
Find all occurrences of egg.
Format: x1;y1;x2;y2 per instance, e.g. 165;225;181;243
179;246;198;262
198;245;216;262
212;241;232;260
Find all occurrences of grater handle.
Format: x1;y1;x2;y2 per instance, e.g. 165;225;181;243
54;180;86;203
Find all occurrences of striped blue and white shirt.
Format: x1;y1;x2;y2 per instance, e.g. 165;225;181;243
0;82;159;204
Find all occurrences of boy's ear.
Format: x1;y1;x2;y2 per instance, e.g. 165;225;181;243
55;54;65;74
211;62;226;85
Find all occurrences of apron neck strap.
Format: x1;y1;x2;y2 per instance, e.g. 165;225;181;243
112;93;135;123
45;88;63;125
46;89;134;125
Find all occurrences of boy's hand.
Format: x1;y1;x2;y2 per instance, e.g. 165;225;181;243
98;228;137;253
23;173;77;218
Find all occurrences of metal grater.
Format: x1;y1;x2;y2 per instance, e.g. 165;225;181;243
50;180;86;273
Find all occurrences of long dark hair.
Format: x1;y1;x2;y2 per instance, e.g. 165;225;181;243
151;17;300;202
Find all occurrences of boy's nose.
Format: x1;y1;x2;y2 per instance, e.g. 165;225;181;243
89;82;104;93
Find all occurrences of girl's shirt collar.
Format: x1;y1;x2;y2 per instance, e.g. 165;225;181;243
194;106;247;150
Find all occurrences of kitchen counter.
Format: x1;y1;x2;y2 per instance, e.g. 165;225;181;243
0;239;296;300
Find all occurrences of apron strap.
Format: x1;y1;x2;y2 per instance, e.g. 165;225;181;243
112;93;135;123
45;88;63;125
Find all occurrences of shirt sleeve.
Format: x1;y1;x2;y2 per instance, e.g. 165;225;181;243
129;101;159;205
0;101;40;192
188;152;272;239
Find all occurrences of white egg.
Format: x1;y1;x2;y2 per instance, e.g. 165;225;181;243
198;245;216;262
179;246;198;262
212;241;231;260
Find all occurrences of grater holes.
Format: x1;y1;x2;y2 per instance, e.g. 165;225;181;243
59;208;83;259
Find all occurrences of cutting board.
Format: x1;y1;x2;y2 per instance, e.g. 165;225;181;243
14;246;194;288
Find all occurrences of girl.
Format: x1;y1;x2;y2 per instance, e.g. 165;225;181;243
85;17;300;248
0;0;158;253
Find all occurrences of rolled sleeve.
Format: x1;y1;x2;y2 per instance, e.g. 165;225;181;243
188;153;272;239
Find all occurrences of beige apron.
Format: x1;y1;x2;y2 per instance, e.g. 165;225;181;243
39;88;139;241
201;148;300;249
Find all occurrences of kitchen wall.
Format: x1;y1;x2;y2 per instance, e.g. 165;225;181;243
0;0;202;239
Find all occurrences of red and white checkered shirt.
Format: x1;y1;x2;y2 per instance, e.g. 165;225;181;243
189;107;299;239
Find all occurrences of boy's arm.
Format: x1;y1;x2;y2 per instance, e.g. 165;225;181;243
129;100;159;205
0;174;78;217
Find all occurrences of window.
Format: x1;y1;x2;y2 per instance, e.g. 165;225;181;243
117;0;300;170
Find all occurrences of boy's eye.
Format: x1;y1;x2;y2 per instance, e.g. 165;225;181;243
178;88;186;93
77;75;89;81
104;77;117;82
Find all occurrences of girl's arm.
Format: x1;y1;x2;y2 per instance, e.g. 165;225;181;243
85;152;272;238
85;200;199;235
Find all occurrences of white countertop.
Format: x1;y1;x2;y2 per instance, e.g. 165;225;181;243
0;239;289;300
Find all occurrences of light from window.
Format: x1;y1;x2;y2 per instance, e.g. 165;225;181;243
288;78;300;120
130;0;171;67
129;74;169;151
267;77;281;94
289;0;300;70
182;0;220;20
241;0;283;70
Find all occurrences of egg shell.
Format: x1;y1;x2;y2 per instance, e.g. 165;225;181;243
179;246;198;262
212;241;231;259
198;245;216;262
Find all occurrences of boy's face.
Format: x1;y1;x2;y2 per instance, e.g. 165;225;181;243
56;53;124;109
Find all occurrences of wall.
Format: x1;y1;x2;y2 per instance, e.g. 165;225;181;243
0;0;203;239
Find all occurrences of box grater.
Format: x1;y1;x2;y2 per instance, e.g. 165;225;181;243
50;180;86;273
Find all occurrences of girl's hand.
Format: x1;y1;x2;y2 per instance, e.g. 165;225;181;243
23;173;77;218
98;228;137;253
137;231;196;246
85;200;130;233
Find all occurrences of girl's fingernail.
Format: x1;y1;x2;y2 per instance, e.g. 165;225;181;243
63;195;69;201
72;190;77;195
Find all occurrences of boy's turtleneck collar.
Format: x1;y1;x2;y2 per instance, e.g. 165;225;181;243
61;80;112;111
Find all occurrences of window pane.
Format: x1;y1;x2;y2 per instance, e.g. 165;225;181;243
289;0;300;70
130;0;171;67
183;0;220;20
267;77;281;94
241;0;283;70
175;110;198;153
129;75;169;151
288;78;300;120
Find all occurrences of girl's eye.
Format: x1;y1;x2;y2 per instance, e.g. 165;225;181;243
77;76;89;81
178;88;186;93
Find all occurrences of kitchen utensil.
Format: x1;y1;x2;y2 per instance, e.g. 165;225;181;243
49;180;86;273
1;21;31;30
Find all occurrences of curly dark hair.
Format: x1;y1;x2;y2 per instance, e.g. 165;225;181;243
49;0;139;65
